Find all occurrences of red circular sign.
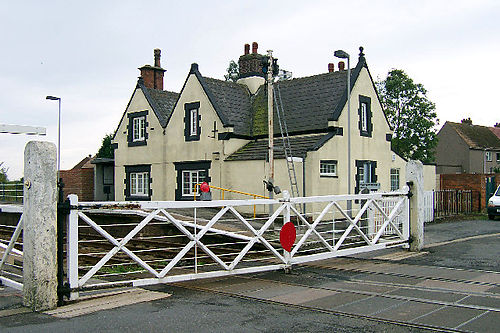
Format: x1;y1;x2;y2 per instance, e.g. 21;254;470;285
280;222;296;252
200;182;210;193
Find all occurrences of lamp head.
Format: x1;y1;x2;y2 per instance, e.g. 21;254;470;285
46;96;60;100
334;50;349;59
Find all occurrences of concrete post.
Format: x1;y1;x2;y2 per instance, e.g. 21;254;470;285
23;141;58;311
406;160;424;251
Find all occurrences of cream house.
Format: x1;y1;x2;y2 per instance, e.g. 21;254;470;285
112;44;420;204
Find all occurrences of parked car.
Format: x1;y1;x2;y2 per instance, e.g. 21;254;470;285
487;185;500;220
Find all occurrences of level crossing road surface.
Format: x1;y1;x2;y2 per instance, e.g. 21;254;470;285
0;219;498;332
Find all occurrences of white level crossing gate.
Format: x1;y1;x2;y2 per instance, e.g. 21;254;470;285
64;188;410;299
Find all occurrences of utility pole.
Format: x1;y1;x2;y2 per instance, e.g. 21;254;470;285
266;50;274;203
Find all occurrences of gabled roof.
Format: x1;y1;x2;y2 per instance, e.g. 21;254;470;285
226;133;333;161
446;121;500;149
112;79;179;140
201;76;253;135
490;126;500;140
185;48;376;138
139;79;179;128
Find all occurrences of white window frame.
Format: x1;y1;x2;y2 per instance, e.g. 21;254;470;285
132;116;146;142
320;161;337;177
486;151;492;162
130;172;149;197
360;102;368;132
182;170;205;196
190;109;198;136
363;162;372;184
390;168;400;191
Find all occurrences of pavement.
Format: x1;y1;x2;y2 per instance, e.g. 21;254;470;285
0;218;498;332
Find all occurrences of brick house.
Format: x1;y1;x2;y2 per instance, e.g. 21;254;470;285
436;121;500;174
60;156;94;201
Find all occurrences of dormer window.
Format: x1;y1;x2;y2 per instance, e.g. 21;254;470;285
127;111;148;147
358;95;372;137
184;102;201;141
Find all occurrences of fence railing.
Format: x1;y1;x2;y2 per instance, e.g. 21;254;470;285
433;189;479;218
0;205;24;290
0;183;23;204
64;189;409;298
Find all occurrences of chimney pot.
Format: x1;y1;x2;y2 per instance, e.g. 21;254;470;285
154;49;161;67
244;43;250;55
338;61;345;71
139;49;165;90
252;42;258;54
328;63;334;73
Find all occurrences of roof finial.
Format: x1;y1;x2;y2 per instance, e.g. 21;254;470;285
359;46;365;58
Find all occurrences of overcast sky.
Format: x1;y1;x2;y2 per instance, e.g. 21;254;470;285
1;0;499;180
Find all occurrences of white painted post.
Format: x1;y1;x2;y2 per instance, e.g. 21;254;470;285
67;194;80;300
406;160;424;251
23;141;58;311
282;191;292;271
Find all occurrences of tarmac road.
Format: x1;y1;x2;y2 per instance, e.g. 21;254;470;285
0;218;498;332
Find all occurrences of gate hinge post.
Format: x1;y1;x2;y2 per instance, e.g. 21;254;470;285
406;181;414;198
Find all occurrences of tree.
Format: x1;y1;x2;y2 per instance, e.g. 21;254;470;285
0;162;9;183
224;60;239;82
96;134;114;159
377;69;439;164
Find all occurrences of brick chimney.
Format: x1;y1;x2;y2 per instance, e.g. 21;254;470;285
238;42;265;79
252;42;258;54
328;63;334;73
237;42;266;94
338;61;345;71
138;48;166;90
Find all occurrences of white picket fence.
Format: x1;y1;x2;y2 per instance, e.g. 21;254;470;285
423;191;434;223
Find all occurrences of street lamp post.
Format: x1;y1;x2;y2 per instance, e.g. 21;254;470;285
334;50;351;214
46;96;61;181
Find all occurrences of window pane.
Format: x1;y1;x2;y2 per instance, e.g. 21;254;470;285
143;173;148;195
320;161;337;176
182;171;191;195
190;109;198;136
361;103;367;131
131;173;137;195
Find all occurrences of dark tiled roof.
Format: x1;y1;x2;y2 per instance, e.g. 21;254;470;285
448;122;500;149
226;134;328;161
201;77;253;135
142;86;179;127
199;71;347;137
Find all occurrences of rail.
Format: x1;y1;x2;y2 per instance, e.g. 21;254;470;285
0;183;23;204
0;204;24;290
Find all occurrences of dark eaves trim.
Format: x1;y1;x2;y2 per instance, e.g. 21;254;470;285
112;84;140;140
329;56;365;122
165;63;235;129
218;127;337;141
328;54;393;131
311;131;337;151
138;80;168;128
191;64;233;127
391;149;408;162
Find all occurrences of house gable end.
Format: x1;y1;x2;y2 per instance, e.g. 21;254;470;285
166;63;234;129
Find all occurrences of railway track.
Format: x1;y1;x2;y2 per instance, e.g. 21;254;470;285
175;258;500;332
